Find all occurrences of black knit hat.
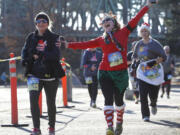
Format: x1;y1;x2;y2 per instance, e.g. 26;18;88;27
35;12;49;24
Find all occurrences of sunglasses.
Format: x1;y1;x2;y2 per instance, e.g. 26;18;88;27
101;18;114;24
36;19;48;24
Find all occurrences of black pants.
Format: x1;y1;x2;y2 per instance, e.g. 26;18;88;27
162;72;172;96
99;75;125;106
162;83;171;96
138;79;160;118
134;91;139;99
87;76;98;103
29;79;59;129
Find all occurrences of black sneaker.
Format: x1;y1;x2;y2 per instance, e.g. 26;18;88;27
151;106;157;115
143;116;150;122
115;123;123;135
91;102;96;108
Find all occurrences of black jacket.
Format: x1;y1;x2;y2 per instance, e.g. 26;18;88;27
21;29;65;79
82;49;102;77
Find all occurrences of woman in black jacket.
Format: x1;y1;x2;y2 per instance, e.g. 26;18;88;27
21;12;65;135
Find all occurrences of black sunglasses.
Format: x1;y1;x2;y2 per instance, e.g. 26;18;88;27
102;18;113;24
36;19;48;24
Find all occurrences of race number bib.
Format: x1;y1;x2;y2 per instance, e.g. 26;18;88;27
137;60;164;86
108;51;123;67
85;77;93;84
27;76;39;91
167;74;172;80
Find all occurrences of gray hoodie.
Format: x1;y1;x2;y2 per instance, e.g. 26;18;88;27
132;39;166;62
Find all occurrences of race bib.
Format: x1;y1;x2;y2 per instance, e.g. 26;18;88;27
167;74;172;80
137;60;164;86
85;77;93;84
27;76;39;91
108;51;123;67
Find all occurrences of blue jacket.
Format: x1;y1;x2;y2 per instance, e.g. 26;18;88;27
82;49;102;77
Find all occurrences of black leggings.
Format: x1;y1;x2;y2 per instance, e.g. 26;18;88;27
29;79;59;129
87;76;98;102
162;72;172;96
99;75;125;106
138;79;160;118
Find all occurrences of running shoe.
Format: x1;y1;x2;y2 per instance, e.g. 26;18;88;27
30;128;41;135
106;127;114;135
115;122;123;135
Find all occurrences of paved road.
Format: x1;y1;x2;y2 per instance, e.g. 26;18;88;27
0;84;180;135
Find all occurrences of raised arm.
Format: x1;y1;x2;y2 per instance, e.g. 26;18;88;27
125;0;152;33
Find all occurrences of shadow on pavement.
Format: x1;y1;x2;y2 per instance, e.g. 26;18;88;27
68;108;89;112
16;127;31;134
40;116;67;124
171;90;180;93
55;113;83;132
160;120;180;128
68;100;86;104
57;113;78;118
157;105;178;109
125;110;136;114
149;120;180;128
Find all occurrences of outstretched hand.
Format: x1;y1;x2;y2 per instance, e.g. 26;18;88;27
64;41;69;48
56;36;69;49
147;0;153;7
60;40;68;48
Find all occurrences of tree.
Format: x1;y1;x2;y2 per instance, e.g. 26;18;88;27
159;0;180;55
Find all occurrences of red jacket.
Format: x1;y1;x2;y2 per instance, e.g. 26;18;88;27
68;6;149;71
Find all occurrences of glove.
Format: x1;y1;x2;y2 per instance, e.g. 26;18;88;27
147;60;156;67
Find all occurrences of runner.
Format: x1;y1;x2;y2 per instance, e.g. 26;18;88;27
127;41;139;104
161;45;175;99
21;12;65;135
61;0;152;134
132;23;166;122
82;48;102;108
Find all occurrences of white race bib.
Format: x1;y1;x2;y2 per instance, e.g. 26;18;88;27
137;60;164;86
